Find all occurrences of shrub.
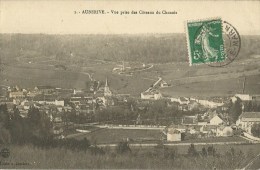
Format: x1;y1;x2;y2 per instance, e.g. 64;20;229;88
187;144;197;156
251;124;260;138
116;141;131;154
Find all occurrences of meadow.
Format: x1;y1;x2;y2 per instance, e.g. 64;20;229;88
75;128;162;144
1;56;259;97
0;33;260;98
72;127;248;145
0;143;259;169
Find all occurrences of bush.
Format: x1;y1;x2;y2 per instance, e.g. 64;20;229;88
207;145;216;156
251;124;260;138
116;141;131;154
0;126;11;144
187;144;197;156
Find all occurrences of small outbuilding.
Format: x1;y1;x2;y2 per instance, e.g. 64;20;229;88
167;128;182;142
216;126;233;137
209;115;224;125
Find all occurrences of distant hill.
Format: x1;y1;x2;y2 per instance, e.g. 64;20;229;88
0;34;260;64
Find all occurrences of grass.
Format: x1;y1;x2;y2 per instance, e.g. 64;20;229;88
75;128;162;144
160;73;260;97
0;143;260;169
73;128;248;145
166;136;248;145
1;55;260;97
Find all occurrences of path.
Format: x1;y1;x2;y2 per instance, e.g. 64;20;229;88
242;153;260;170
96;140;255;148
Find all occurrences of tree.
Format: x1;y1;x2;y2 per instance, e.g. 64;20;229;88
0;104;10;128
12;105;22;120
28;106;41;127
229;97;242;122
0;125;11;144
251;124;260;138
207;145;216;156
202;147;207;157
187;144;197;156
116;141;131;154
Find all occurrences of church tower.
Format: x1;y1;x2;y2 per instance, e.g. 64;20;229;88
104;78;112;97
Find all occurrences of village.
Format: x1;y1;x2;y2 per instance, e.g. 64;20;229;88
1;75;260;144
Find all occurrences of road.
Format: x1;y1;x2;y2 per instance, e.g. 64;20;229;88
96;140;257;148
242;153;260;170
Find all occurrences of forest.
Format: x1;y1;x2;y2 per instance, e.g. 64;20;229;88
0;34;259;64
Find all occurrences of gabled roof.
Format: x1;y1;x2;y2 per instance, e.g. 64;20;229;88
210;115;223;121
240;112;260;121
201;125;218;131
217;125;232;131
182;116;197;125
35;85;54;90
168;128;181;134
179;97;188;102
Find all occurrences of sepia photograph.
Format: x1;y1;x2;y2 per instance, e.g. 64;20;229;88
0;0;260;169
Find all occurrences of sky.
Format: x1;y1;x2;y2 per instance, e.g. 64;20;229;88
0;0;260;35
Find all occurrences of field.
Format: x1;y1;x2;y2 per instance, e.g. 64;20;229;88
0;143;260;169
0;34;260;97
1;57;260;97
75;128;162;144
160;74;260;97
0;62;153;96
72;128;248;145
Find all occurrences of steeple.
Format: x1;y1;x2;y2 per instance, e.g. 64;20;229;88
104;77;112;97
105;77;108;87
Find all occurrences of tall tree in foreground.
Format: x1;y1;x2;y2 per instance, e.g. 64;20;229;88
229;97;242;123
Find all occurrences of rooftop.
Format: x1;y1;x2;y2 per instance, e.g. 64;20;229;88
240;112;260;119
35;85;55;90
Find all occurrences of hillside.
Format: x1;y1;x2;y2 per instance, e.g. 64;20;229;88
0;34;260;64
0;34;259;96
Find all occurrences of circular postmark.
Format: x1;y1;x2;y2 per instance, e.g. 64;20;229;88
208;21;241;67
0;148;10;158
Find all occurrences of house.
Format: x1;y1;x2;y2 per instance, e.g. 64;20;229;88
34;85;55;94
73;89;84;95
209;115;224;125
27;90;42;97
179;97;190;105
178;104;188;111
9;91;25;98
166;128;182;141
200;125;217;137
182;116;198;125
235;94;252;101
198;121;208;126
22;101;34;110
141;90;162;100
160;80;169;88
188;101;199;111
252;95;260;101
197;99;224;108
216;126;233;137
33;95;64;106
53;116;62;123
53;126;64;135
167;124;186;133
188;127;199;134
236;112;260;134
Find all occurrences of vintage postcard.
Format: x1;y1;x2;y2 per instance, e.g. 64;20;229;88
0;0;260;169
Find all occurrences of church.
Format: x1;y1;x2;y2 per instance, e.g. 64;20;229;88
104;78;112;97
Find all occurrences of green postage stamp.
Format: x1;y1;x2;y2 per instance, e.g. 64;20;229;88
186;18;225;66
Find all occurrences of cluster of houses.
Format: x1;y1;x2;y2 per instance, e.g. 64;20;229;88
164;93;260;142
164;112;233;142
1;77;260;141
0;78;118;137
